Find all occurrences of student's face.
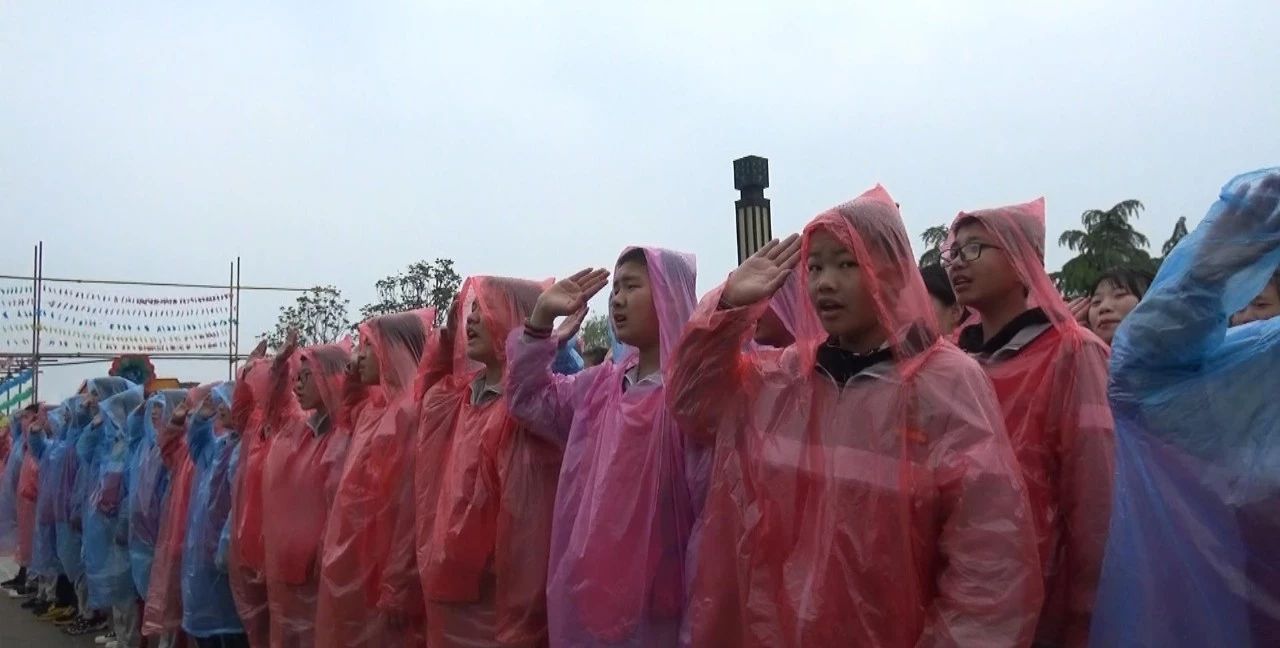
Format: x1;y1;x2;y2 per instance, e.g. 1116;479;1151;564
805;230;879;342
1088;279;1141;344
217;403;233;429
357;339;380;385
610;260;660;350
149;402;164;429
1233;282;1280;326
753;307;794;348
293;360;324;411
82;387;100;415
930;295;963;336
945;222;1024;309
464;301;499;366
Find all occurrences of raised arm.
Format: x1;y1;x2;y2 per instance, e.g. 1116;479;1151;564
159;403;190;471
917;364;1043;648
668;236;802;444
1113;171;1280;384
505;269;610;445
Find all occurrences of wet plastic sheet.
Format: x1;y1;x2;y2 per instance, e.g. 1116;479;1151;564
1092;168;1280;648
506;247;702;647
129;390;184;601
0;415;25;555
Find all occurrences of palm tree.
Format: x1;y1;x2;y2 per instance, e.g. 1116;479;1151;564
919;225;950;267
1053;199;1154;297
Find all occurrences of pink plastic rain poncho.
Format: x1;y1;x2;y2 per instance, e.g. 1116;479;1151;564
667;186;1041;647
143;383;216;638
17;407;48;570
948;199;1114;647
0;414;25;556
415;277;562;647
261;341;353;648
317;309;435;648
505;247;701;647
230;356;301;648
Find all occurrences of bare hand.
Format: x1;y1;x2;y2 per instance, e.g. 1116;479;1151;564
722;235;803;307
171;402;190;425
249;339;269;361
555;308;589;345
532;269;610;328
92;414;103;427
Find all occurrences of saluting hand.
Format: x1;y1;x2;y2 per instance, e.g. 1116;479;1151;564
722;234;803;307
532;269;610;328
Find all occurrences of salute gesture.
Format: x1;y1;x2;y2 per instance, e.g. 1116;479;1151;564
531;268;610;329
1195;172;1280;283
722;234;803;308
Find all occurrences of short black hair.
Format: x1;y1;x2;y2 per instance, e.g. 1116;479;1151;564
920;263;956;306
616;248;648;269
1090;267;1155;300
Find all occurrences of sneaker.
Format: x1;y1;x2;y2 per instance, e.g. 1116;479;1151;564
0;576;18;588
37;605;72;622
65;616;109;636
4;588;20;598
105;642;121;648
54;611;84;626
95;632;117;645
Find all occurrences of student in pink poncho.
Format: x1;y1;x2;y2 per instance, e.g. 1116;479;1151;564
668;186;1042;647
261;336;353;648
505;248;702;647
317;309;435;648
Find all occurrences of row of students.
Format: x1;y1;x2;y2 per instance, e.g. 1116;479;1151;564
2;166;1278;647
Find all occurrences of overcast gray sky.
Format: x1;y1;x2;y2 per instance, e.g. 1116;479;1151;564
3;1;1278;400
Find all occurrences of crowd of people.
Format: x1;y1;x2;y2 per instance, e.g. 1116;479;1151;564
0;167;1277;648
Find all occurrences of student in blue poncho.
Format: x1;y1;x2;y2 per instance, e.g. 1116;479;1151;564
180;382;249;648
1092;168;1280;647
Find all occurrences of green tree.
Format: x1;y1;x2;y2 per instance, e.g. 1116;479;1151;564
1162;216;1189;256
262;286;351;349
1052;199;1154;297
360;258;462;327
580;313;611;351
918;224;950;267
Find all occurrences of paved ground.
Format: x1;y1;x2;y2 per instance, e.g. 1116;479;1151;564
0;558;99;647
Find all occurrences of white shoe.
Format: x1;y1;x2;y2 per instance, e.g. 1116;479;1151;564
105;642;121;648
5;588;21;598
95;634;114;645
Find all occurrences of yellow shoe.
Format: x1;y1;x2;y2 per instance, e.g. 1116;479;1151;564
37;605;71;622
53;610;81;626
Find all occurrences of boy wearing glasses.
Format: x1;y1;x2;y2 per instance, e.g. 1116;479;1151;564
943;199;1114;648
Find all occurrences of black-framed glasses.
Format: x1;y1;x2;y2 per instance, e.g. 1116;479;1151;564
940;242;1002;267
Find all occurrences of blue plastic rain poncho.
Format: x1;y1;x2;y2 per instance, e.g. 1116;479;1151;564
181;382;244;638
81;385;144;609
129;390;185;600
29;402;69;577
1092;168;1280;647
0;413;25;555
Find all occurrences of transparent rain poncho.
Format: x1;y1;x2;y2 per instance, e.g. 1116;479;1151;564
82;385;145;609
129;390;185;603
1091;168;1280;647
143;383;215;638
668;186;1042;647
261;341;353;648
29;402;69;577
229;356;300;648
181;382;243;637
415;276;563;647
16;410;42;568
948;198;1115;647
505;247;702;647
0;412;26;556
318;309;435;648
